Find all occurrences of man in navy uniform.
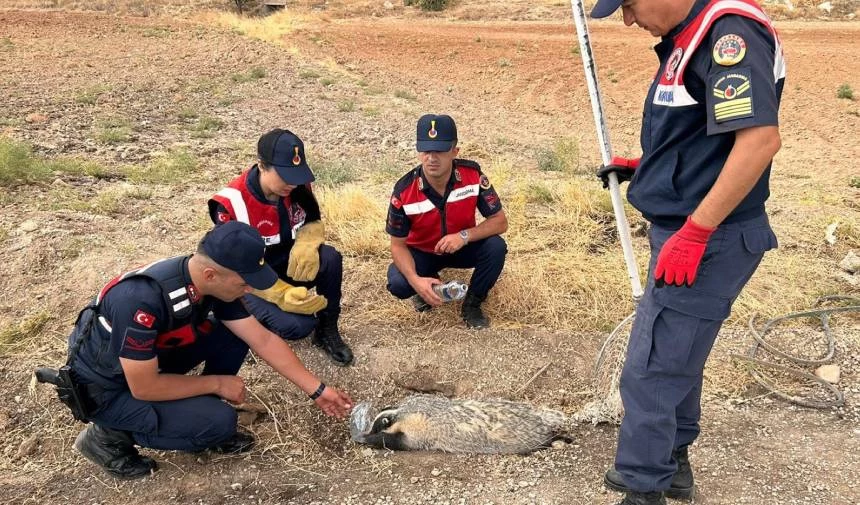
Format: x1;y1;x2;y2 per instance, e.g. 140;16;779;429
386;114;508;329
210;129;353;366
66;221;353;479
590;0;784;503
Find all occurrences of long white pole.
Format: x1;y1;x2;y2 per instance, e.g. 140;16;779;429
569;0;643;301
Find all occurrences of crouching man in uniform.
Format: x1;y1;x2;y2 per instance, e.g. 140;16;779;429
64;221;352;479
386;114;508;329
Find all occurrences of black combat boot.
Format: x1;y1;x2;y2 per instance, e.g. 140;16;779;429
616;491;666;505
312;312;354;366
410;294;432;312
211;430;255;454
74;424;157;479
605;447;695;500
461;292;489;329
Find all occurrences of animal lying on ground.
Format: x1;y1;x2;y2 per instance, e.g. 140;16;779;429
350;394;571;454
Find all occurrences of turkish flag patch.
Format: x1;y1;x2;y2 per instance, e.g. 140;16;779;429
390;196;402;209
217;211;232;223
133;309;156;328
187;284;201;303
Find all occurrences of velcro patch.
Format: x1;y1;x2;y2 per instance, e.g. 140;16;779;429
711;68;754;123
713;34;746;66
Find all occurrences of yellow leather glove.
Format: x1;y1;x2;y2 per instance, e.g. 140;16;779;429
254;279;327;315
287;221;325;282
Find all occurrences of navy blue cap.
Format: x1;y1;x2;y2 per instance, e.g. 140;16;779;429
590;0;623;18
257;128;315;185
416;114;457;152
200;221;278;290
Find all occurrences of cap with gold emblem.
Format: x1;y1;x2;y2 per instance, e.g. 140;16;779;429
416;114;457;152
257;128;315;186
201;221;278;290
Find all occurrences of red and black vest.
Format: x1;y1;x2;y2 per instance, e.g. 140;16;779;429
209;170;306;246
395;161;483;253
93;256;210;350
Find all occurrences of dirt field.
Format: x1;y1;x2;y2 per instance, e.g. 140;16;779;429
0;3;859;505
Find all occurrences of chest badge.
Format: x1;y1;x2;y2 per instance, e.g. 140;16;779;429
665;48;684;80
713;34;746;66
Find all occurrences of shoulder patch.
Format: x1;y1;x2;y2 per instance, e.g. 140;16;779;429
390;195;403;209
133;309;156;329
711;67;754;123
713;34;746;66
479;174;491;190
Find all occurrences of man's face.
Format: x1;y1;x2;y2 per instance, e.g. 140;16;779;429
419;146;460;180
208;267;254;302
621;0;688;37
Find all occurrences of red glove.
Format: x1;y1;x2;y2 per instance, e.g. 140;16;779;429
596;156;640;188
654;217;716;288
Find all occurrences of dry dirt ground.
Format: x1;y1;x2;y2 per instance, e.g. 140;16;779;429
0;4;859;505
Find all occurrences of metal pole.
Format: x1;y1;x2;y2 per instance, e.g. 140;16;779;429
569;0;643;301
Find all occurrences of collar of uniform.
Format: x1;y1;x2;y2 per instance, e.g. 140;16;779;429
665;0;709;40
246;164;277;206
417;163;458;200
181;256;204;304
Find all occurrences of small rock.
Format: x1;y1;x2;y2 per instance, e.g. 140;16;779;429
825;222;838;245
16;435;38;458
19;220;38;232
839;250;860;274
13;395;22;403
230;483;242;491
815;364;840;384
430;468;442;477
25;113;48;123
410;477;419;484
383;0;394;9
817;1;832;13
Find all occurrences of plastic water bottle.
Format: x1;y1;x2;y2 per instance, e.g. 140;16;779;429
433;281;468;302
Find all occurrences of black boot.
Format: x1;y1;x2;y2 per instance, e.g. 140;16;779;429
211;430;255;454
605;447;695;500
74;424;157;479
312;312;354;366
616;491;666;505
461;292;489;329
411;294;432;312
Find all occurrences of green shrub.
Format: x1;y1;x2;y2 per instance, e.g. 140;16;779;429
125;148;198;184
189;115;223;138
837;84;854;100
0;137;51;186
312;157;357;187
536;138;579;173
337;99;356;112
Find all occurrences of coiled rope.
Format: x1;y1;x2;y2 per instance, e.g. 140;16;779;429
731;295;860;409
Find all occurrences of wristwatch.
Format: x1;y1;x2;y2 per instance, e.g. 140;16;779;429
458;229;469;244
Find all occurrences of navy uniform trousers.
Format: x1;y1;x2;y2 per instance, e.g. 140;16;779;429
386;236;507;299
616;213;777;492
87;321;249;452
242;244;343;340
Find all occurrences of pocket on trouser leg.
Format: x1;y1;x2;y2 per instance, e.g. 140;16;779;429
647;306;723;377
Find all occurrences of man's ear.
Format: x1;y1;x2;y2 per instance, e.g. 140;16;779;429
451;146;460;157
202;266;219;282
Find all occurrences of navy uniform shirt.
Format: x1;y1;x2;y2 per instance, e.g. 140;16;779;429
96;267;249;365
210;165;322;275
628;0;785;226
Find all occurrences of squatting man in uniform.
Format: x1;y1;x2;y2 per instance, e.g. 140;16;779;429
210;128;354;366
61;221;352;479
591;0;784;503
385;114;508;329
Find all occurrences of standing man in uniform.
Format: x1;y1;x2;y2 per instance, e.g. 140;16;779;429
64;221;352;479
386;114;508;329
210;129;353;366
590;0;784;503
